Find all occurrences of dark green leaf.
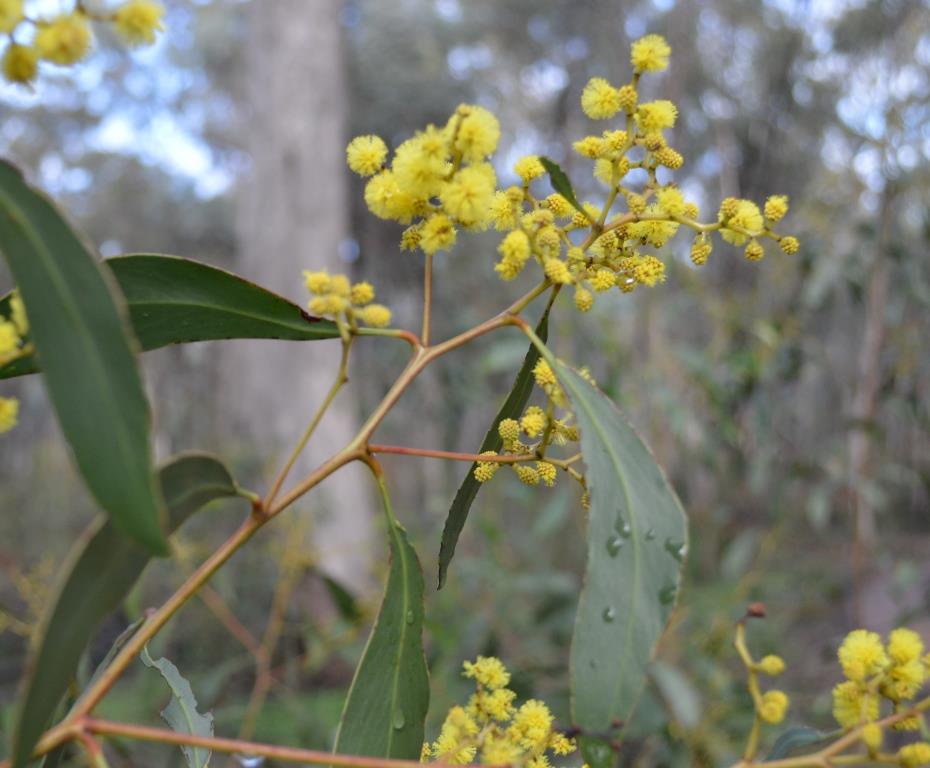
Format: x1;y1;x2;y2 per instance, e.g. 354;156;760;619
539;157;586;216
0;254;339;379
321;574;362;623
0;162;165;552
335;483;429;759
437;306;551;589
10;453;243;768
766;727;837;761
141;647;214;768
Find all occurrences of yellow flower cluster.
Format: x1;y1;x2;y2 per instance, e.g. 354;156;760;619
303;270;392;329
736;622;789;727
832;627;929;743
0;0;165;85
347;35;799;315
473;359;583;493
0;291;29;435
349;104;500;254
425;656;576;767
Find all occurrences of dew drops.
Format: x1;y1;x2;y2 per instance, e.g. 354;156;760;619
618;520;632;539
393;709;406;730
658;584;677;605
602;606;616;622
588;659;598;669
645;528;657;541
664;538;686;562
235;756;265;768
606;534;624;557
406;609;415;624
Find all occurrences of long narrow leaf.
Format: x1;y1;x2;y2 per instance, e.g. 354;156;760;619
10;453;244;768
0;162;165;552
437;306;551;588
334;478;429;759
0;253;339;379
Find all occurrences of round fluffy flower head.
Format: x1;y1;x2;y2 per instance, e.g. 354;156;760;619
113;0;165;47
514;155;545;183
0;397;19;434
473;452;501;483
454;105;500;163
358;304;391;328
35;14;93;65
346;135;388;177
889;629;925;665
656;186;686;217
636;100;678;132
2;44;37;84
509;700;554;752
833;680;879;728
780;236;800;255
764;194;789;223
536;461;557;487
498;418;521;443
350;281;375;306
574;285;594;312
514;464;540;486
463;656;511;690
520;406;547;438
882;658;925;702
839;629;889;682
0;0;23;33
548;733;576;756
721;200;764;245
581;77;621;120
393;137;446;198
631;34;671;72
431;706;479;764
899;743;930;768
419;213;457;255
364;170;416;222
758;655;786;676
440;164;496;227
759;690;789;724
303;270;331;295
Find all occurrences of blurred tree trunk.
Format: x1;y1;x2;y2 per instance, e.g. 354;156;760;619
228;0;375;594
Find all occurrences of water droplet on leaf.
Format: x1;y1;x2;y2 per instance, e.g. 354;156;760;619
606;534;624;557
393;709;406;730
602;606;616;622
659;584;677;605
235;756;265;768
664;538;686;562
406;609;414;624
645;528;656;541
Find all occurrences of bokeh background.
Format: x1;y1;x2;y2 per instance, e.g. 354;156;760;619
2;1;930;765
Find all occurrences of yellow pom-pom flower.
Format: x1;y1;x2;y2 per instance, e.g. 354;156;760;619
617;84;638;112
899;743;930;768
419;213;457;255
358;304;391;328
303;270;331;295
514;155;545;183
832;680;879;728
513;464;540;486
574;285;594;312
780;236;800;255
636;100;678;132
862;723;883;751
2;43;37;84
113;0;165;47
759;690;789;724
440;164;496;226
463;656;511;690
473;453;501;483
581;77;621;120
454;105;500;163
838;629;889;683
656;186;686;217
764;194;789;223
758;655;785;676
536;461;557;487
350;282;375;306
631;34;671;72
346;135;388;177
364;170;416;222
0;0;23;33
35;14;93;65
508;700;553;752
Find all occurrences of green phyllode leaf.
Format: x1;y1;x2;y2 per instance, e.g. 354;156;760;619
437;306;551;589
9;453;244;768
765;727;838;761
555;362;688;761
539;156;587;216
334;479;429;759
0;161;166;552
0;253;340;379
141;648;214;768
